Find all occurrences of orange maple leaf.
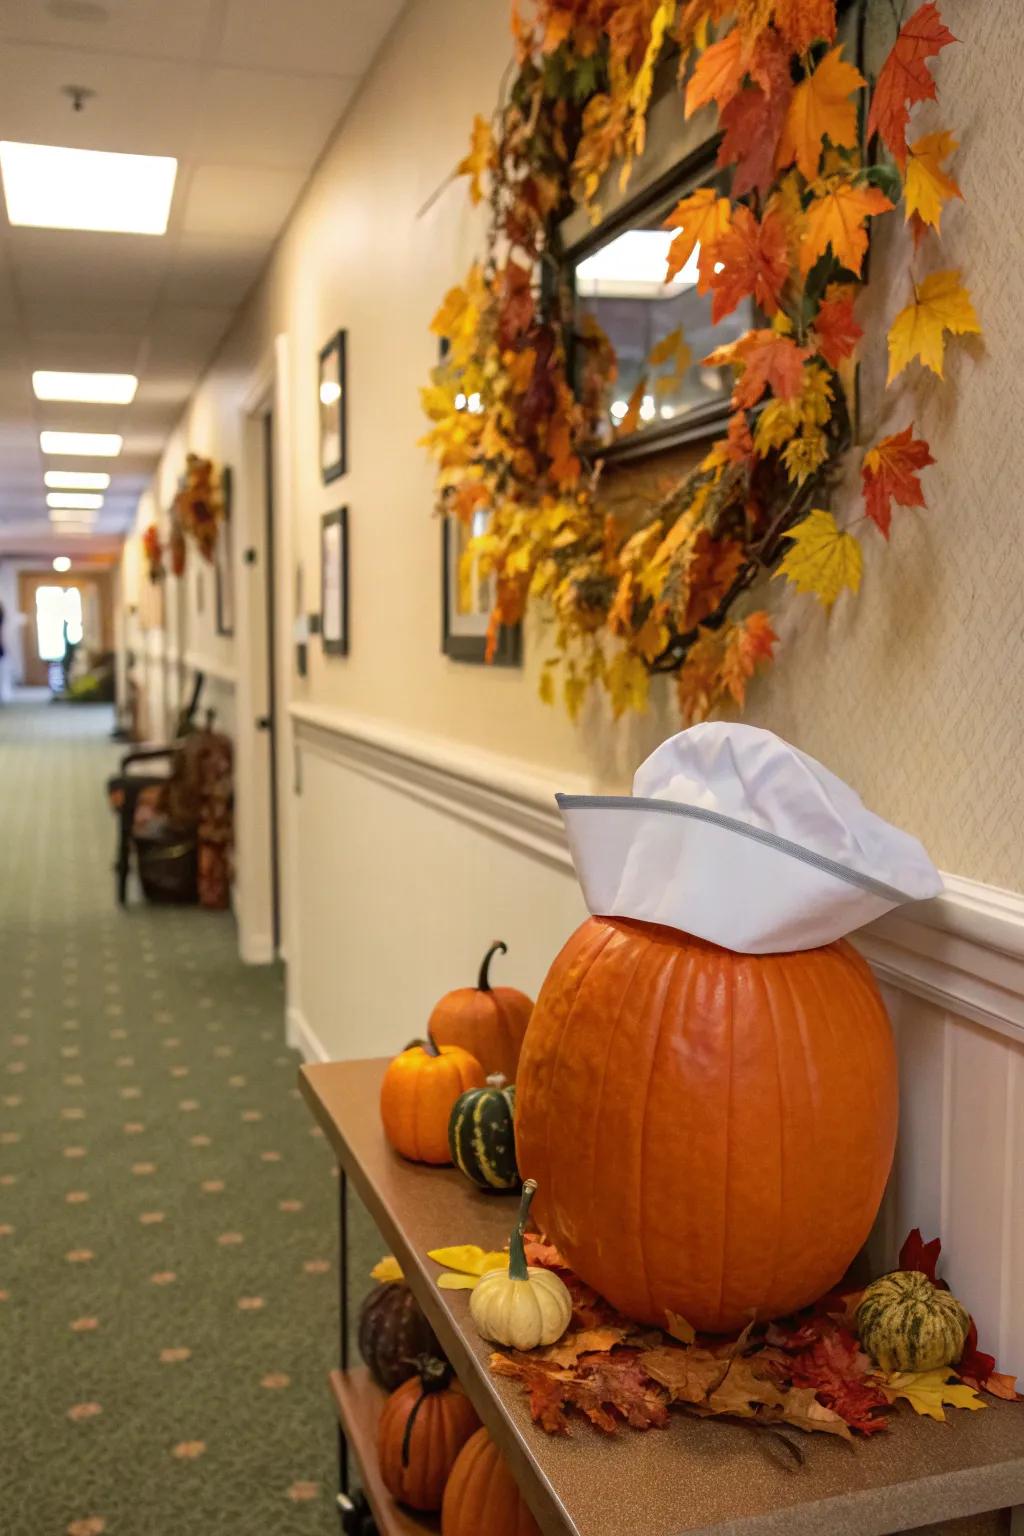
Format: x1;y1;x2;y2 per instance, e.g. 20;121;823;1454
720;611;777;707
456;115;493;205
776;47;866;182
685;26;746;117
772;0;837;55
867;2;957;166
813;288;863;367
708;205;790;324
724;410;755;465
861;424;935;538
663;187;732;288
705;329;811;409
799;180;894;276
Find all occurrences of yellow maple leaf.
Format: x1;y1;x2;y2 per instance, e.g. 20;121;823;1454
627;0;676;159
564;669;587;721
775;508;863;608
428;1244;508;1276
754;397;801;454
777;47;866;183
887;269;981;383
663;186;732;286
782;428;829;485
607;648;650;717
648;326;692;392
904;130;962;233
800;180;894;276
456;114;493;205
371;1256;404;1283
880;1369;986;1423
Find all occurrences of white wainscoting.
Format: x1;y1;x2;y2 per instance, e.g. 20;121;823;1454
288;701;1024;1374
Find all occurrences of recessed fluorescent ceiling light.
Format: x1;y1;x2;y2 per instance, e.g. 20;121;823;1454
33;370;137;404
44;470;111;490
49;519;92;532
41;430;122;457
50;508;97;522
0;142;177;235
47;491;104;510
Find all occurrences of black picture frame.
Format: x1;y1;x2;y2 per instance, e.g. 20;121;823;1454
214;465;234;637
441;517;521;666
318;331;347;483
320;507;349;656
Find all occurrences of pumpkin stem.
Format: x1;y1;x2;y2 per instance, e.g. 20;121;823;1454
508;1178;537;1282
477;941;507;992
407;1033;441;1058
400;1355;453;1468
486;1073;507;1089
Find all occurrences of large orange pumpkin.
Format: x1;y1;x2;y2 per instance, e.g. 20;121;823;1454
514;916;897;1333
380;1036;485;1165
377;1357;480;1511
441;1427;540;1536
429;941;533;1082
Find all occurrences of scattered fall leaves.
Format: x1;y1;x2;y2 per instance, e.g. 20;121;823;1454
887;269;980;382
879;1370;985;1422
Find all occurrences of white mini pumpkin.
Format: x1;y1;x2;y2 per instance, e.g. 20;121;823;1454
470;1180;572;1350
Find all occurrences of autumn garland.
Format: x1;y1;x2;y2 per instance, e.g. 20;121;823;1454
420;0;980;721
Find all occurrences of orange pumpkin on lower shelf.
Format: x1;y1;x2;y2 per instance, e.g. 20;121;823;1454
441;1427;541;1536
380;1035;484;1165
515;916;898;1333
377;1357;480;1511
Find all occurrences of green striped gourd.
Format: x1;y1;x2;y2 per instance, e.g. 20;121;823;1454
448;1074;520;1192
856;1269;970;1372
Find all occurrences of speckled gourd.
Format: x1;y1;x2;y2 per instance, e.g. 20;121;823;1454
857;1270;970;1371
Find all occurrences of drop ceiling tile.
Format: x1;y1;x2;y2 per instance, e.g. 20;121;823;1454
0;0;216;61
21;295;155;334
23;331;146;374
0;43;205;159
182;166;306;240
191;67;352;169
219;0;403;78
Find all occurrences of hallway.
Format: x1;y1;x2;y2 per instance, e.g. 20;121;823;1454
0;703;337;1535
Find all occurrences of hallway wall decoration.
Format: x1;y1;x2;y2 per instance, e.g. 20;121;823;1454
141;522;164;584
175;452;225;564
442;514;521;665
214;466;234;636
319;330;347;482
419;1;980;722
168;513;186;579
320;506;349;656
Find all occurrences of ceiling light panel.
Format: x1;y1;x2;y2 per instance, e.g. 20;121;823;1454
49;506;98;520
33;371;138;404
44;471;111;491
40;431;123;457
0;142;177;235
47;492;104;510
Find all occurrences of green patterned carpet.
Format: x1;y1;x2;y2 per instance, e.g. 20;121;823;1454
0;702;342;1535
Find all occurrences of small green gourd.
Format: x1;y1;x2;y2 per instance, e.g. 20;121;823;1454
448;1074;520;1192
856;1269;970;1372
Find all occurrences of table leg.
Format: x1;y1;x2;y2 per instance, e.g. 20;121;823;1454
338;1167;350;1496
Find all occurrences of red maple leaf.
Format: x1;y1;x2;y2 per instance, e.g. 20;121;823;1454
708;205;791;324
897;1227;942;1282
773;0;837;55
783;1329;891;1435
724;409;755;465
723;331;811;410
957;1321;996;1389
717;31;792;199
813;290;864;368
867;3;957;166
862;424;935;538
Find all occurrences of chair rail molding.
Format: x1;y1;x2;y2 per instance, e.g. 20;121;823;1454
289;701;1024;1046
183;650;237;686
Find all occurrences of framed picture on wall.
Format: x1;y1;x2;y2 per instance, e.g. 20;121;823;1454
319;331;347;482
442;513;521;666
215;465;234;637
320;507;349;656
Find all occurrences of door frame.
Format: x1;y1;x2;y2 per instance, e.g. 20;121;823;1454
236;334;299;981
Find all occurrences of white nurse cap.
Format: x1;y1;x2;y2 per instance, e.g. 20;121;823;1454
557;723;943;954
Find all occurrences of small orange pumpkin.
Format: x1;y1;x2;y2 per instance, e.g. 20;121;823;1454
378;1357;480;1511
441;1427;540;1536
429;941;533;1082
515;916;898;1332
380;1035;484;1164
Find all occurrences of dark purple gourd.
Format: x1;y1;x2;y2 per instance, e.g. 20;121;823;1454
358;1281;442;1391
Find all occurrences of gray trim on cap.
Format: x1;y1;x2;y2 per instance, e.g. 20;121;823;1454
555;794;912;904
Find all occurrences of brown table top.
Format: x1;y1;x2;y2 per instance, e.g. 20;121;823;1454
301;1057;1024;1536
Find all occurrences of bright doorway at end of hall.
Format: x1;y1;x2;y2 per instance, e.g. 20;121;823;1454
18;568;114;689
